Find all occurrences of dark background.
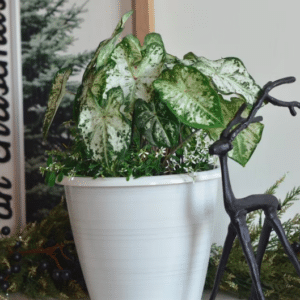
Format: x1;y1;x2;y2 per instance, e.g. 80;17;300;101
21;0;93;223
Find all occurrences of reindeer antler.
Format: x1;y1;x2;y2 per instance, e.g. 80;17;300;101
221;103;262;139
227;77;297;142
264;77;300;116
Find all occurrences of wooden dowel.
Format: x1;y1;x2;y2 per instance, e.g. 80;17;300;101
131;0;155;46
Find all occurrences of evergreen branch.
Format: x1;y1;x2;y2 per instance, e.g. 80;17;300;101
264;173;288;195
206;176;300;299
278;186;300;218
44;0;66;19
61;2;89;27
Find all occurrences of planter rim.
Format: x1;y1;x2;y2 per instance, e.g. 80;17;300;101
58;167;221;187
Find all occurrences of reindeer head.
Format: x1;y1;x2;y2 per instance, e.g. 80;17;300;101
209;77;297;158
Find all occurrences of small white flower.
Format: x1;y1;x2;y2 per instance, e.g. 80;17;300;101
183;166;194;173
183;148;197;165
155;148;166;158
169;157;180;170
54;164;63;171
138;149;149;160
211;156;219;167
67;168;76;178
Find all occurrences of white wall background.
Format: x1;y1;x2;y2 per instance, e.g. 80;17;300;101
67;0;300;246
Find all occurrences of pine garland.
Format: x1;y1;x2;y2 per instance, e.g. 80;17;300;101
0;197;88;299
205;174;300;299
0;175;299;299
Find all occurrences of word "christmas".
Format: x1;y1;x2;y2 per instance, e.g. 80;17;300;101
0;0;13;219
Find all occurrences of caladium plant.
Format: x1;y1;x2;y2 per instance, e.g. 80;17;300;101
41;9;264;185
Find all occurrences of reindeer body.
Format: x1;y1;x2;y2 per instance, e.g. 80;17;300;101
208;77;300;300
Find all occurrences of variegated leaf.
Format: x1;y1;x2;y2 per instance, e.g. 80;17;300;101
96;10;133;70
181;52;197;64
78;87;131;167
162;53;181;71
229;120;264;167
73;68;96;124
112;10;134;38
91;63;112;102
43;67;72;139
81;10;133;82
75;10;134;123
182;53;261;104
134;98;180;147
153;64;224;129
134;40;166;101
208;95;264;166
142;33;165;51
102;44;136;114
120;34;143;66
83;39;107;81
102;38;166;116
207;96;247;141
73;84;83;124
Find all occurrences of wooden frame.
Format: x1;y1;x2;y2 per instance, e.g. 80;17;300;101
131;0;155;45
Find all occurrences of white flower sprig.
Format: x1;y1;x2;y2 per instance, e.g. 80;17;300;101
67;168;76;178
40;162;65;175
138;149;149;160
155;147;166;158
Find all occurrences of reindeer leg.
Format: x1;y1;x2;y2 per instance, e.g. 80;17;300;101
233;214;265;300
209;223;236;300
266;207;300;277
249;217;272;300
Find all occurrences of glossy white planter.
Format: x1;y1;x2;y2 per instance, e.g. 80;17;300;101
60;168;221;300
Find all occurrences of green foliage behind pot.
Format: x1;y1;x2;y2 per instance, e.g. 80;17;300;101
41;10;265;185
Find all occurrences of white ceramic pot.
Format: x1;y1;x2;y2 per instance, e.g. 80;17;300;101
60;168;221;300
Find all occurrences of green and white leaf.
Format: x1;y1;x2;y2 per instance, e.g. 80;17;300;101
102;37;166;116
91;63;112;102
181;52;197;64
134;40;166;100
208;95;264;167
134;98;180;147
78;87;131;168
229;120;264;167
120;34;143;66
43;67;72;139
73;84;84;124
153;64;224;129
75;11;134;124
81;9;133;81
112;10;134;38
182;53;261;105
73;68;96;124
96;10;133;70
162;53;181;71
142;32;165;51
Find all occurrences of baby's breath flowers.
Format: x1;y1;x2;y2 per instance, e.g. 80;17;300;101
138;149;149;161
67;168;77;178
42;124;216;184
155;147;166;158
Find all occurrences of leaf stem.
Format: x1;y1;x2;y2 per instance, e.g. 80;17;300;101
179;125;183;164
162;128;202;167
66;90;76;96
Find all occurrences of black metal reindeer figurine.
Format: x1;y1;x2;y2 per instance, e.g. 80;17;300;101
208;77;300;300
